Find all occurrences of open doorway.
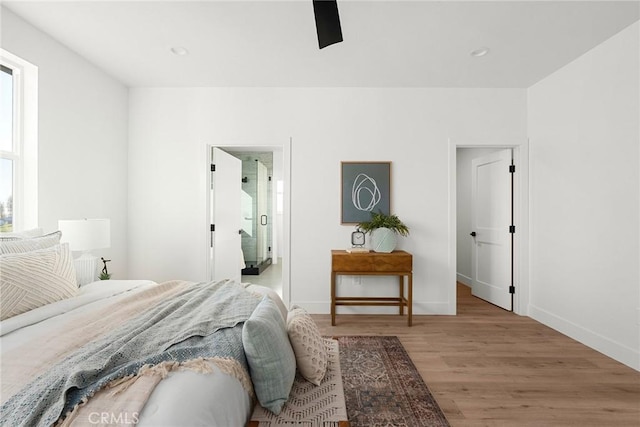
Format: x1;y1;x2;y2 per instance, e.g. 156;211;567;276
207;141;291;307
448;139;529;316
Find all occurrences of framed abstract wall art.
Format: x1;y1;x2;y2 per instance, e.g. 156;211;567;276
341;161;391;224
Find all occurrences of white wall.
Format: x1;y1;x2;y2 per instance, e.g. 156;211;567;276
456;147;502;286
128;87;527;314
1;8;129;278
4;1;636;371
528;22;639;370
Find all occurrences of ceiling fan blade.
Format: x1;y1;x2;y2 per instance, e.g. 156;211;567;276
313;0;343;49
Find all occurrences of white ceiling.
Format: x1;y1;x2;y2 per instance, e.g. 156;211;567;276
3;1;639;88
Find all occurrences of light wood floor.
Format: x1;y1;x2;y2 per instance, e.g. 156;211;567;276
312;283;640;426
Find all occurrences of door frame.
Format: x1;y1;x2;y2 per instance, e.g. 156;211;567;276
206;139;292;308
448;138;529;315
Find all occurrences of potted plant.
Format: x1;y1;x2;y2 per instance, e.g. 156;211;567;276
357;211;409;253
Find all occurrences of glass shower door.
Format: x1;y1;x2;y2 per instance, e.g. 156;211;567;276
237;155;272;274
256;160;268;265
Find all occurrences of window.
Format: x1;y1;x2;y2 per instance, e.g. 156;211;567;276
0;65;16;232
0;49;38;233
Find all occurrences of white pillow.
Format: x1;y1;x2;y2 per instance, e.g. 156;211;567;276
0;228;44;240
0;231;62;255
286;305;328;386
0;243;78;320
244;284;288;321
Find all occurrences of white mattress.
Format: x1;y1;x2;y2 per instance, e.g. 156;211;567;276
0;279;279;426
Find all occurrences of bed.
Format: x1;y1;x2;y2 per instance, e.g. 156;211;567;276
0;230;329;426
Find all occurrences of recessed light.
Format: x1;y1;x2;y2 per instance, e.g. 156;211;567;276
170;46;189;56
470;47;490;57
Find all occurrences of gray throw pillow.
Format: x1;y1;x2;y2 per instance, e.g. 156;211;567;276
242;296;296;415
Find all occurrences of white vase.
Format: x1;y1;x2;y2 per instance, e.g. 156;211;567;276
370;228;397;253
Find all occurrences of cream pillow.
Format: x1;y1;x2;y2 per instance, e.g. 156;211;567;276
286;305;328;386
0;243;78;320
0;228;44;240
0;231;62;255
244;284;288;321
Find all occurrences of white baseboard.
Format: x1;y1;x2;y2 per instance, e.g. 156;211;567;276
456;273;472;287
529;304;639;371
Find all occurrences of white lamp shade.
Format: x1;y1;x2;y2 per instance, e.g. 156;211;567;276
58;219;111;251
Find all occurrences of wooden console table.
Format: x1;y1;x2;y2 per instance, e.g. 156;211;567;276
331;250;413;326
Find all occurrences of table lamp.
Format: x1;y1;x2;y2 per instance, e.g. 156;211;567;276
58;218;110;286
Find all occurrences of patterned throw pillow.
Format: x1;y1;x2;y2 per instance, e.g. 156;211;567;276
243;296;296;415
0;231;62;254
0;243;78;320
286;305;328;386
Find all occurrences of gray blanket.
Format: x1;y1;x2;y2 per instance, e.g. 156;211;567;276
0;280;261;427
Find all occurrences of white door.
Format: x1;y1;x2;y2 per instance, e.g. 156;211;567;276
210;148;242;282
471;149;513;310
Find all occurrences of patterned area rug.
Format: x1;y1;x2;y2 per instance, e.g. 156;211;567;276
335;336;450;427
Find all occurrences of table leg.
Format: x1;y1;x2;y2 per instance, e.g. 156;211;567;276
408;273;413;327
331;272;336;326
399;275;404;315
